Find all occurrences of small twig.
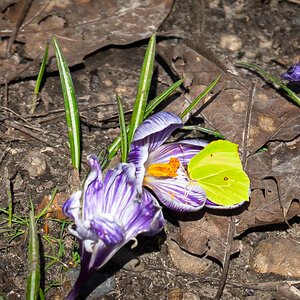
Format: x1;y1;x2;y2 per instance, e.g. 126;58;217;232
0;106;42;129
3;81;8;117
6;0;32;57
19;0;50;30
242;83;256;167
31;112;66;124
0;146;10;165
4;120;67;152
215;215;235;299
286;0;300;4
215;83;256;299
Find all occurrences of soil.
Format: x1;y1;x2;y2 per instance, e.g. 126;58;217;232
0;0;299;299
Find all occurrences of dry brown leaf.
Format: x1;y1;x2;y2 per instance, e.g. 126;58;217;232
172;212;241;265
159;40;300;264
0;0;173;81
37;193;69;220
158;40;300;155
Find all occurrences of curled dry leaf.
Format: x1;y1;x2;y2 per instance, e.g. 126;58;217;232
0;0;173;81
37;193;69;233
37;193;69;220
158;40;300;155
159;40;300;264
172;212;241;266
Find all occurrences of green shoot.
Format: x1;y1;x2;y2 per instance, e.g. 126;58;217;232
30;44;49;114
52;36;81;170
99;148;109;170
237;62;300;107
58;220;67;257
144;78;185;118
116;93;128;162
108;78;185;160
180;75;221;119
71;248;81;267
26;208;40;300
44;280;62;293
182;125;224;138
127;33;156;145
39;289;45;300
44;254;68;271
7;181;12;227
36;186;57;220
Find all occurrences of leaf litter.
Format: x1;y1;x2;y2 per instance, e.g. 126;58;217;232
158;39;300;265
0;0;172;81
0;0;300;298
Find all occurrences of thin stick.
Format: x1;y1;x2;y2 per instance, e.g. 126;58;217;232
215;83;255;299
215;216;235;299
6;0;32;56
4;120;67;152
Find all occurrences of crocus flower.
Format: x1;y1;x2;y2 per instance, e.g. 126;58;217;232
127;112;207;212
281;62;300;82
127;111;247;212
62;155;164;300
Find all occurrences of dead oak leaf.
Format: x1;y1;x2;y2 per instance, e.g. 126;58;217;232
158;40;300;156
159;40;300;265
0;0;173;81
172;212;241;266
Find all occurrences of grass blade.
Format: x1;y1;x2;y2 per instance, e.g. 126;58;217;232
116;93;128;162
108;78;184;160
30;44;49;114
127;33;156;145
237;62;300;107
182;125;224;138
180;75;221;119
144;78;185;118
6;180;12;227
108;134;122;160
39;289;45;300
26;209;40;300
36;186;57;220
52;36;81;170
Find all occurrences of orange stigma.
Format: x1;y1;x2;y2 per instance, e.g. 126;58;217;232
147;157;180;177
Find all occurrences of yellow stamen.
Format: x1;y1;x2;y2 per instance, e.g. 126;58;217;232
147;157;180;177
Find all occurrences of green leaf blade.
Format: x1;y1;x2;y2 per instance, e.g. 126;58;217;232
52;36;81;170
144;78;185;118
26;210;40;300
127;33;156;145
180;75;221;119
116;93;128;162
237;62;300;107
30;44;49;114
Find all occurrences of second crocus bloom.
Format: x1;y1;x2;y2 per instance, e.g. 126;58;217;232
62;155;164;300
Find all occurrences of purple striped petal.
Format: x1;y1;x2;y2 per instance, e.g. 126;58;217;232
281;62;300;82
83;155;104;219
62;190;81;221
91;216;125;246
130;111;183;153
144;170;207;212
147;140;208;166
138;188;165;236
127;143;149;194
64;156;165;300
